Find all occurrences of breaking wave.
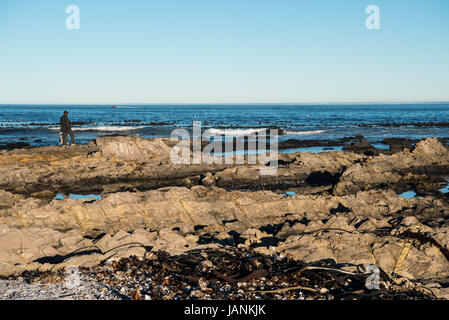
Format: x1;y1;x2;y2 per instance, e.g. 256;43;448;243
206;128;268;136
48;126;145;132
283;130;327;135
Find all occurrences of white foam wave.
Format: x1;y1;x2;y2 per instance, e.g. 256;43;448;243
206;128;267;136
49;126;144;132
283;130;327;135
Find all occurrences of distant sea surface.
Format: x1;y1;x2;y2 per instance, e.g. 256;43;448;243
1;104;449;147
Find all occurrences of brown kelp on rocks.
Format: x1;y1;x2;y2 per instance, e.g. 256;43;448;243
3;248;436;300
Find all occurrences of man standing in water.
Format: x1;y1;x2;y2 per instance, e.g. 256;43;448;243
60;111;75;145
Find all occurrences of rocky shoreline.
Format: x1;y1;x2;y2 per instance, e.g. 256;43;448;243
1;135;449;299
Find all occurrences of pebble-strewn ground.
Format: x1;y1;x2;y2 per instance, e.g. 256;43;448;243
0;278;122;300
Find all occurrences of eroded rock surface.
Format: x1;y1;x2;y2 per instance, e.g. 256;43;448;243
334;138;449;195
1;136;449;298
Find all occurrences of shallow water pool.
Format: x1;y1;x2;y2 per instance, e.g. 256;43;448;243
54;193;102;201
439;180;449;194
398;191;417;199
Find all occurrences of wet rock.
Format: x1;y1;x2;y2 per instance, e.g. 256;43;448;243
0;142;31;150
343;138;380;156
381;138;415;153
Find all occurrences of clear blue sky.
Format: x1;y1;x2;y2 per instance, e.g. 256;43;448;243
1;0;448;104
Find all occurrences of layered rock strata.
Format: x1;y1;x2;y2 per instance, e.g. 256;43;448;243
1;136;449;298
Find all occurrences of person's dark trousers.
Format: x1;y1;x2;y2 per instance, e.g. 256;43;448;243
62;131;75;145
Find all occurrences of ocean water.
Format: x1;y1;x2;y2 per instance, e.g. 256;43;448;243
1;104;449;147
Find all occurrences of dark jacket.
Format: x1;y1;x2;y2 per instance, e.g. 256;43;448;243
60;115;72;133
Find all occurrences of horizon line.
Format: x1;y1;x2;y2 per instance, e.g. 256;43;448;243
1;101;449;106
